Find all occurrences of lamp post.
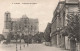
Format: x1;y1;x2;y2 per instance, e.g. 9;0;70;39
16;35;18;51
14;32;18;51
20;33;22;50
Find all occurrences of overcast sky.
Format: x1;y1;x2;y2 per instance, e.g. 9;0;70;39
0;0;60;34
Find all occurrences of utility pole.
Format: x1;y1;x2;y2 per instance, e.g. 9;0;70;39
19;23;22;50
15;32;18;51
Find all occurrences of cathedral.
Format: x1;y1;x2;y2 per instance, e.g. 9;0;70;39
3;11;39;38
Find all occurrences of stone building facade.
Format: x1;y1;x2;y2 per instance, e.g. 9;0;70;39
50;0;80;49
3;11;39;38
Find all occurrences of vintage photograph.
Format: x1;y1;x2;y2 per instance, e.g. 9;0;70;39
0;0;80;51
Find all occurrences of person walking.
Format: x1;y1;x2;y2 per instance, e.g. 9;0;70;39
27;42;29;46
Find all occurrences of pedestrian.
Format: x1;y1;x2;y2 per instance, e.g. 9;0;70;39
23;45;25;47
27;42;29;46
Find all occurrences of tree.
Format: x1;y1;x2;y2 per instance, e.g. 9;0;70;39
66;14;79;51
24;35;29;43
21;34;24;39
6;33;12;43
38;32;44;43
23;34;33;43
67;14;79;41
0;34;5;41
33;34;40;43
14;34;20;40
28;34;33;43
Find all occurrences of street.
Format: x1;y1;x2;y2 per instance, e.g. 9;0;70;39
0;44;69;51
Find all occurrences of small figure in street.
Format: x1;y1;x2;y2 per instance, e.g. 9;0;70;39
23;45;25;47
27;42;29;46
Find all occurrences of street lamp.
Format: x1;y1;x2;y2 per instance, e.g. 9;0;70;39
14;32;18;51
20;33;22;50
17;29;22;50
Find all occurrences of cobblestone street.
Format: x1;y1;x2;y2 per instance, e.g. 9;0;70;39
0;44;69;51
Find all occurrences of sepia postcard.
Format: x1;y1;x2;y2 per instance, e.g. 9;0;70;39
0;0;80;51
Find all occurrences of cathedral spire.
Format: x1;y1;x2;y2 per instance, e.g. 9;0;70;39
5;11;11;21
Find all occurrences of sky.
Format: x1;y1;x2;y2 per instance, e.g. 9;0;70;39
0;0;60;34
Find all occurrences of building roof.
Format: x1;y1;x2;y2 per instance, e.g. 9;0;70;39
53;1;65;16
65;0;79;4
29;18;38;23
52;1;65;23
52;0;79;23
11;18;20;21
22;15;28;19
